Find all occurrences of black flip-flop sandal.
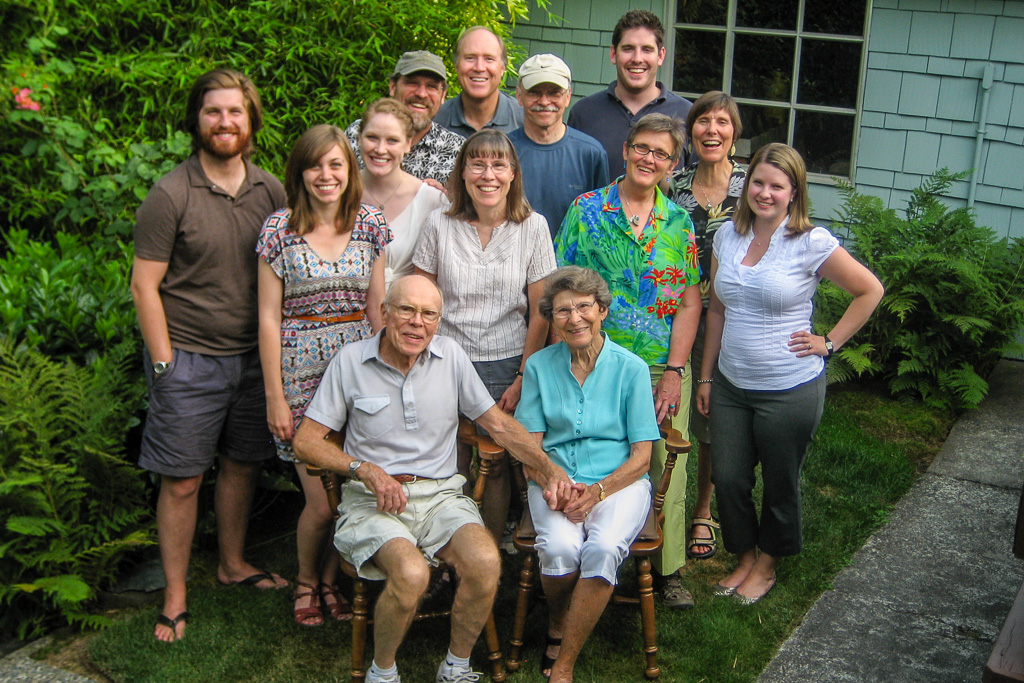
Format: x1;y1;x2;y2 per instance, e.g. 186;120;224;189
155;611;190;642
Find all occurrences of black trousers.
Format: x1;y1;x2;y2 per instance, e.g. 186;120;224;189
709;369;826;557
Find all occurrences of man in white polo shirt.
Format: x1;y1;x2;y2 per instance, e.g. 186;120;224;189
294;275;574;683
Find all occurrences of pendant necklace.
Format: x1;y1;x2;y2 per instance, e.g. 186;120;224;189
695;173;721;213
621;194;648;227
365;175;404;210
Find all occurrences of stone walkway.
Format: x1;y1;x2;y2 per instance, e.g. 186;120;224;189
760;359;1024;682
0;637;95;683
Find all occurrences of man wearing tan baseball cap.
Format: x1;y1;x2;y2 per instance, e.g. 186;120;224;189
508;54;609;238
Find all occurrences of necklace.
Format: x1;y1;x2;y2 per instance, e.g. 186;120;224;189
695;172;723;212
621;193;651;227
364;175;404;210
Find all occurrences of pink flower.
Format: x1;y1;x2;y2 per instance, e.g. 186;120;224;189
14;88;40;111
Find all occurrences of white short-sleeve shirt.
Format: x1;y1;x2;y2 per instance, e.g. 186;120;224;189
303;331;495;477
413;210;556;362
713;219;839;390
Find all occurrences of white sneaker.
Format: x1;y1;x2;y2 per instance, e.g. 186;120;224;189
366;668;401;683
436;664;482;682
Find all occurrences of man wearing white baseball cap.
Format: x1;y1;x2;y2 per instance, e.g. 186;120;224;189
508;54;609;239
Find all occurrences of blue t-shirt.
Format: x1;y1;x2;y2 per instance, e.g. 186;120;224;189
515;334;661;484
508;126;610;239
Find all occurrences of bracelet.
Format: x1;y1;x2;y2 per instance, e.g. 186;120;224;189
697;378;714;384
596;481;606;501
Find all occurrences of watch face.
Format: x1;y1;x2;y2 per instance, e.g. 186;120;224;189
153;361;171;375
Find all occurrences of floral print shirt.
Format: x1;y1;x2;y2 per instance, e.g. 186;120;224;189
554;180;700;365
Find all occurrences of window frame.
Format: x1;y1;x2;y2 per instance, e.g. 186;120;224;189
664;0;874;183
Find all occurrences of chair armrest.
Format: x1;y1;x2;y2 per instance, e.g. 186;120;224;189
654;419;691;520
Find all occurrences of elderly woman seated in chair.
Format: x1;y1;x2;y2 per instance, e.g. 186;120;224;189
514;266;663;683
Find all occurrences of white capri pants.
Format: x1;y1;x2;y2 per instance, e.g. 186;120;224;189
528;478;652;585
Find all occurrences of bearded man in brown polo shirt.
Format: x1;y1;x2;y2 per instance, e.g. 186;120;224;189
130;68;288;643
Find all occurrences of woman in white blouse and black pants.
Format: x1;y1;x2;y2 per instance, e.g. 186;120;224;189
695;143;883;605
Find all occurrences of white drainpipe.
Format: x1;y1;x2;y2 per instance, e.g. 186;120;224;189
968;63;994;208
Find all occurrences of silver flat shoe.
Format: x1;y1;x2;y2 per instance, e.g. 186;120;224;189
711;582;737;597
732;576;776;605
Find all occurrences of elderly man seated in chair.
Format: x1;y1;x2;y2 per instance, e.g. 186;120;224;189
293;274;574;683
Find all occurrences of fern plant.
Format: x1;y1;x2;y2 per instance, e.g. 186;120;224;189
0;338;153;640
815;169;1024;411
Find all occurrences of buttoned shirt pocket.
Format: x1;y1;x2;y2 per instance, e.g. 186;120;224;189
352;395;393;439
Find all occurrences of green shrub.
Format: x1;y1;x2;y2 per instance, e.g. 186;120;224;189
0;338;153;641
2;0;547;238
815;169;1024;411
0;229;139;364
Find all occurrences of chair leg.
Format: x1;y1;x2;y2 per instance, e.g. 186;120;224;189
636;556;660;680
351;577;370;682
506;551;537;671
483;611;505;682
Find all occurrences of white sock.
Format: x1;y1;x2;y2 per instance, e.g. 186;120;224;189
441;650;471;672
369;661;398;679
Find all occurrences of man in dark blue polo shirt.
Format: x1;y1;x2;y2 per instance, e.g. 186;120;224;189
568;10;692;178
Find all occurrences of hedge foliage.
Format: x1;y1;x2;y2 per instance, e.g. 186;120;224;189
2;0;547;239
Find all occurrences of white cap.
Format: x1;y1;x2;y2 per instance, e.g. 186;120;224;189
518;54;571;90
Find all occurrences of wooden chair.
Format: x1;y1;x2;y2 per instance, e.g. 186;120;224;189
307;418;507;682
505;421;691;680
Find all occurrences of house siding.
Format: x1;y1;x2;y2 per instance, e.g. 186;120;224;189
512;0;1024;239
859;0;1024;239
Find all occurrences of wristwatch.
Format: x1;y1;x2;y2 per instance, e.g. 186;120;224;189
153;360;171;375
665;365;685;377
348;460;364;475
824;335;835;357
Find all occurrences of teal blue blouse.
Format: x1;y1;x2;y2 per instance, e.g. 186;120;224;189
515;334;661;485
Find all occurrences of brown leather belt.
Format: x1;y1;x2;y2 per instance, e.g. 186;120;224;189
290;311;365;323
392;474;436;483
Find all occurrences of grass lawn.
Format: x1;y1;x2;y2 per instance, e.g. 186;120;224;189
75;382;952;682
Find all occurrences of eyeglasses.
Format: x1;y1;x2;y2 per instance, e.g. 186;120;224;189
523;87;567;101
466;160;512;176
391;304;441;323
628;144;674;162
552;300;598;320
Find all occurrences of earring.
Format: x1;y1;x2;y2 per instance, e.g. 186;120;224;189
730;144;736;157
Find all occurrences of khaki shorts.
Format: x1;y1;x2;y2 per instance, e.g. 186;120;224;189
334;474;483;580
